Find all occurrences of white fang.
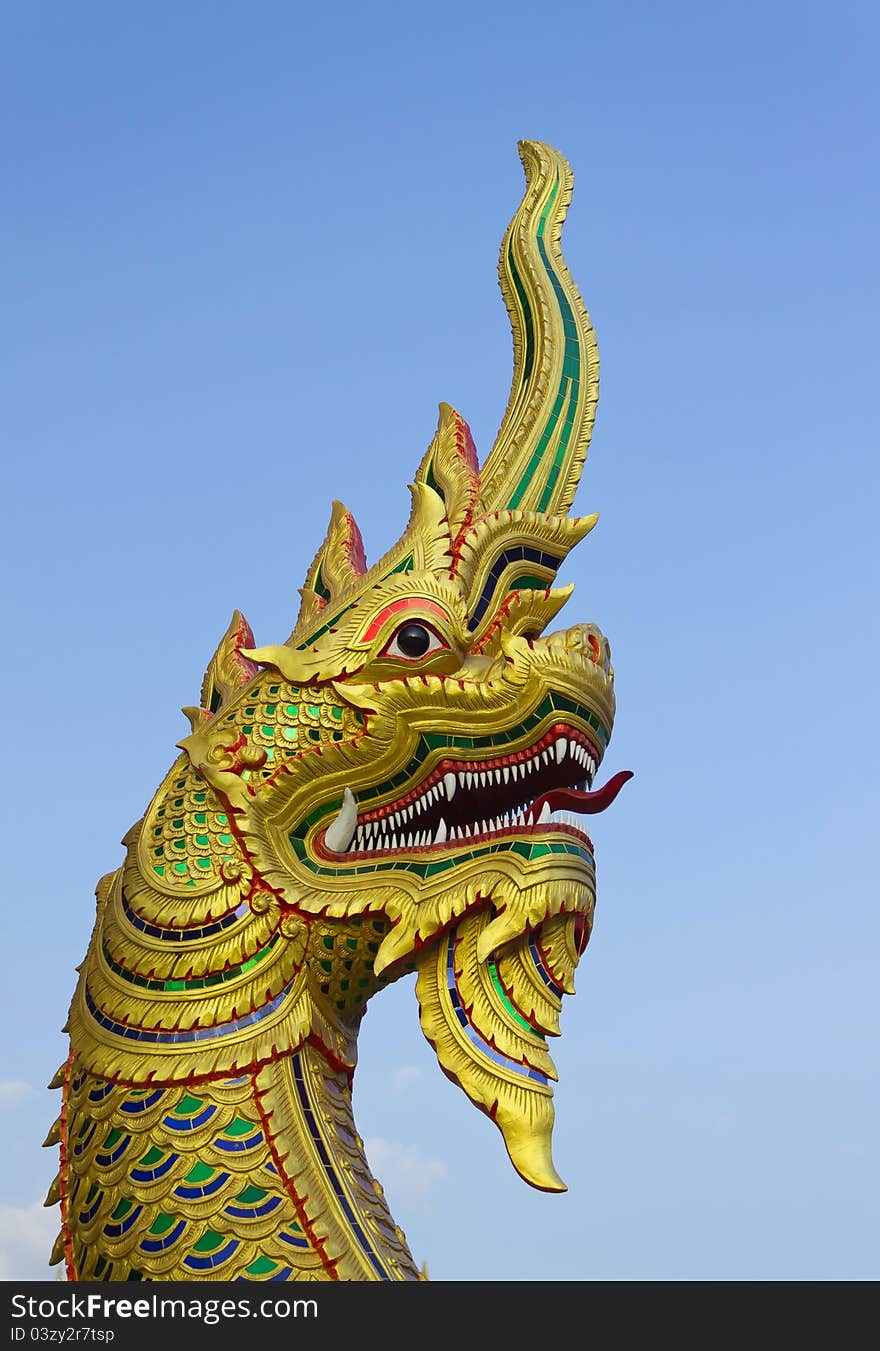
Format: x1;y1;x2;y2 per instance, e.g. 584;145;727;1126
325;787;358;854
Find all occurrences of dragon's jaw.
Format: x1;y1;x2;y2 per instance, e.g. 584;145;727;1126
327;725;602;856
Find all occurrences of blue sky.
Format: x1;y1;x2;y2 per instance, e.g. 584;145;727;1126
1;0;877;1280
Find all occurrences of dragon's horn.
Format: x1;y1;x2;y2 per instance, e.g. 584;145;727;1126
291;499;367;638
199;610;258;714
413;402;480;541
476;141;599;518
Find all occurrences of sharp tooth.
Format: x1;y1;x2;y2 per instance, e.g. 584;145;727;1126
458;771;467;787
543;749;551;766
414;797;423;815
325;787;358;853
450;826;458;841
503;766;510;784
436;779;446;799
435;819;448;844
538;801;552;824
555;737;567;764
444;772;456;799
405;832;413;847
465;771;473;789
404;805;412;822
391;833;398;849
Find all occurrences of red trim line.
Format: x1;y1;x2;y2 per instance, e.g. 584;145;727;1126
252;1069;340;1279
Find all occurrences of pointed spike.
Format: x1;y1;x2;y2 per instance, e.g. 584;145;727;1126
47;1064;66;1091
49;1231;66;1266
42;1118;62;1148
44;1174;61;1207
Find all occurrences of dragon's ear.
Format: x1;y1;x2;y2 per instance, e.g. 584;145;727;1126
293;500;367;634
414;403;480;543
196;610;259;717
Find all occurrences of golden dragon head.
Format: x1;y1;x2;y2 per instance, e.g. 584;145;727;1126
68;141;630;1198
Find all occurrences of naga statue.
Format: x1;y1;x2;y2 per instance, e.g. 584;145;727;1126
45;140;631;1281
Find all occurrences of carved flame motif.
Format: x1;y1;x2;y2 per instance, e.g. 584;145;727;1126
48;141;631;1281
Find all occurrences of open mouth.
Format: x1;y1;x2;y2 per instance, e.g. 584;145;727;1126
322;724;632;855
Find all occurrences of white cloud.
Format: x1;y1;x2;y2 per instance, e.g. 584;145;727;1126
0;1202;59;1281
364;1137;448;1212
0;1081;35;1108
389;1065;421;1095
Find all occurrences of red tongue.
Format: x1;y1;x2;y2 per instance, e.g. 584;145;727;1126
532;769;633;818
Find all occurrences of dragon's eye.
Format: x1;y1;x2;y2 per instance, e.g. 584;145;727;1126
383;621;445;661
